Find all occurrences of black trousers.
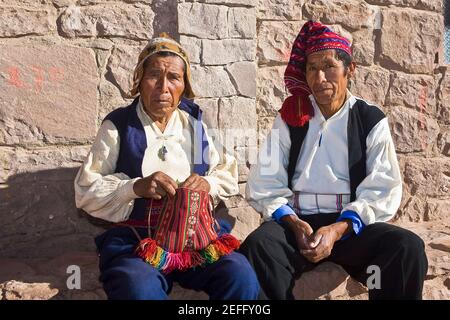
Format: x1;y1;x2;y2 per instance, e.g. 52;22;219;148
239;213;428;300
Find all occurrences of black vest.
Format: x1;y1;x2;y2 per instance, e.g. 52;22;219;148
287;98;385;202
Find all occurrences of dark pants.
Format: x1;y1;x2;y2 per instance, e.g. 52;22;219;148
95;227;260;300
239;213;428;300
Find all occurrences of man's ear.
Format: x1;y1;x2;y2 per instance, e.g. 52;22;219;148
346;61;356;79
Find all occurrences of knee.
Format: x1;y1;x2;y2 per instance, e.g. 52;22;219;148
383;228;426;257
403;231;427;266
239;232;261;254
220;253;259;287
101;258;168;300
207;253;260;299
399;230;425;253
240;223;276;254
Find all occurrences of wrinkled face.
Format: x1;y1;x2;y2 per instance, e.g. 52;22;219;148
305;49;353;107
139;54;185;118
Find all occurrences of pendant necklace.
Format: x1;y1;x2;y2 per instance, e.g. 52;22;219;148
158;144;168;161
156;135;174;161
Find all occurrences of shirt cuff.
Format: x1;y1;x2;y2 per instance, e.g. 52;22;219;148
336;210;366;240
117;178;141;202
202;175;222;206
272;204;296;223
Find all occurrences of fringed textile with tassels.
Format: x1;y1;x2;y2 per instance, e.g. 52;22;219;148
136;234;240;274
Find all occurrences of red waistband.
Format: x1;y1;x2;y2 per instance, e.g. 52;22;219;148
117;219;150;228
118;199;165;228
118;215;159;228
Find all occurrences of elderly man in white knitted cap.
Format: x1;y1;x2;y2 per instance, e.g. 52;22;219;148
74;33;259;300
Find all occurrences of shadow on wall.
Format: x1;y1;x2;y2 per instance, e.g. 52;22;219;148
0;0;183;261
0;165;238;258
0;165;236;299
0;167;109;260
152;0;179;40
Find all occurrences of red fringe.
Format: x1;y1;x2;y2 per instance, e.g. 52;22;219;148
213;239;230;254
190;251;205;266
136;238;157;260
279;95;314;127
216;234;240;252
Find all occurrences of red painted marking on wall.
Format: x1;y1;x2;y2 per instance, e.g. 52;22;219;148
31;66;44;92
49;67;64;83
6;67;26;88
3;66;65;91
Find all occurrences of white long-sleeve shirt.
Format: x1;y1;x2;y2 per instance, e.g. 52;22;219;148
74;99;238;223
246;93;402;226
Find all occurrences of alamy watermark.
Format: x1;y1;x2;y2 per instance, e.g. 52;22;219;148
181;126;284;176
66;265;81;290
65;263;382;291
366;264;381;290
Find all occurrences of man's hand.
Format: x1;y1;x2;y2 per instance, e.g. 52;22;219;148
300;220;353;263
180;173;210;193
281;215;315;250
133;171;177;200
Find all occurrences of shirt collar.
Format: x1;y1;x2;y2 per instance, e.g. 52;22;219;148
137;97;156;127
137;97;181;135
308;90;356;122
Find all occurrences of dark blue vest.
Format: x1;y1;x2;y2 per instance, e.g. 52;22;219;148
103;97;210;221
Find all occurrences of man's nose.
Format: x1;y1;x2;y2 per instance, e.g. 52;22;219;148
317;69;327;82
156;75;169;91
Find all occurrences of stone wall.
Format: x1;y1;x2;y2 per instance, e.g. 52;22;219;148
1;0;152;258
0;0;260;258
0;0;448;263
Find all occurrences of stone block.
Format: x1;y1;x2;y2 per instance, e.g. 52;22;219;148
59;4;154;39
228;6;256;39
364;0;442;12
0;45;98;144
226;61;257;98
303;0;376;30
402;157;449;198
387;72;436;116
293;262;368;300
179;35;201;64
379;8;442;74
257;66;287;117
0;6;56;37
351;28;375;66
257;0;302;20
257;20;303;64
190;65;237;98
178;2;228;39
202;39;255;65
389;106;440;153
351;66;390;108
218;96;258;148
106;45;142;98
194;98;219;129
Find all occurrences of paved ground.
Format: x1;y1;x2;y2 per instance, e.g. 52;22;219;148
1;219;448;300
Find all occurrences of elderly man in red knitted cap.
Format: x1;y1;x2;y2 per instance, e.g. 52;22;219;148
240;21;428;300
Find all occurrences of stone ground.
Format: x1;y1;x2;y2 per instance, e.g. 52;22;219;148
1;219;449;300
